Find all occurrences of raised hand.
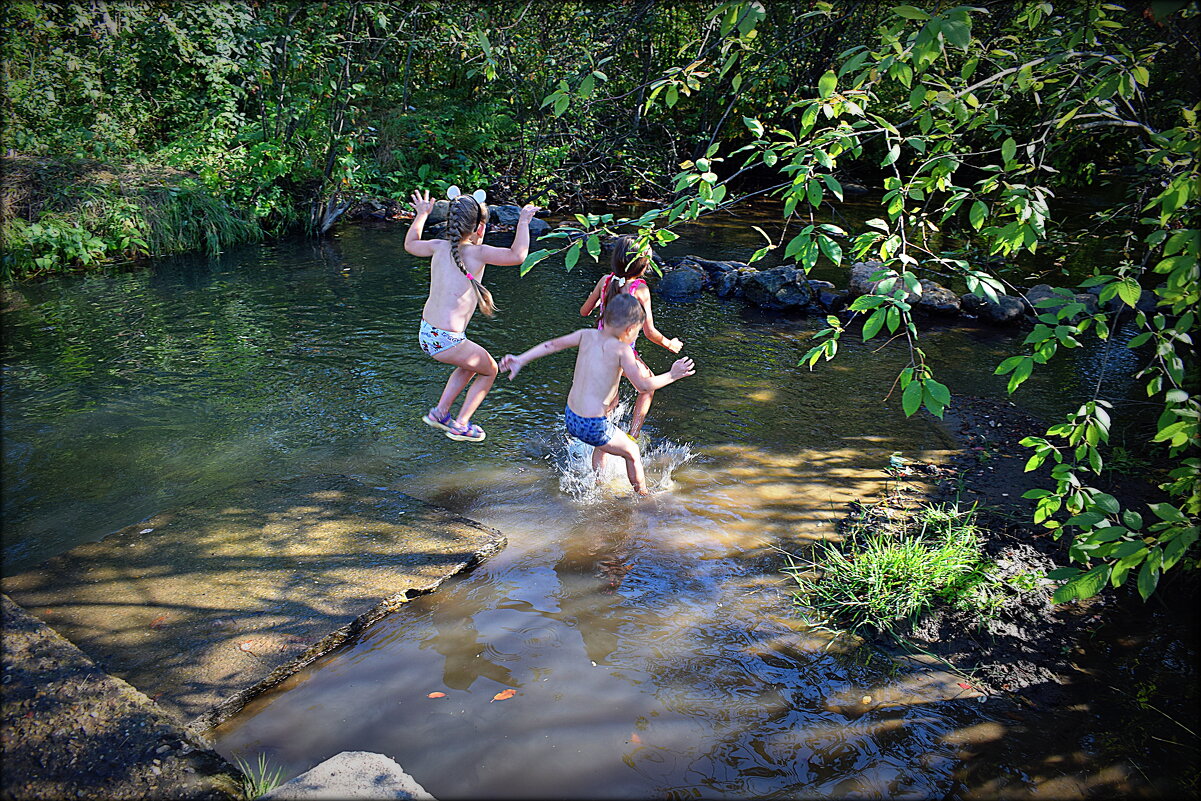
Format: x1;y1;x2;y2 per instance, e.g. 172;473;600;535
670;357;695;380
410;189;434;217
518;203;540;223
663;336;683;354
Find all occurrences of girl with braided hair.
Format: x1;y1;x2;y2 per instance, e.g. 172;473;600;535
405;187;539;442
579;235;684;439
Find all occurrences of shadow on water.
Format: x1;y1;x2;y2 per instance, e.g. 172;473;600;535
3;206;1190;797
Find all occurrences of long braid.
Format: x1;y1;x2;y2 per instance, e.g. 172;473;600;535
447;195;497;317
604;235;651;309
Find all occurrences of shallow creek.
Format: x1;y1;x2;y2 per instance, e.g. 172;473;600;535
2;203;1170;797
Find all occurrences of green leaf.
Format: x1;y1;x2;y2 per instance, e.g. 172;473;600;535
1117;278;1142;307
564;241;581;271
1001;137;1017;164
969;200;987;230
1137;553;1161;600
863;308;887;340
925;379;951;406
902;379;922;416
585;234;601;261
807;179;823;207
817;234;843;265
892;5;931;20
1148;502;1187;523
1052;564;1111;603
818;70;837;99
519;249;552;276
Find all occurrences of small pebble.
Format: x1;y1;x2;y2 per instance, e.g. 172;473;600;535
861;695;872;704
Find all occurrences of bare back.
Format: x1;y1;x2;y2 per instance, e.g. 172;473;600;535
422;240;489;332
566;329;629;417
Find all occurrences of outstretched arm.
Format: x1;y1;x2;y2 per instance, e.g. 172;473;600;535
580;277;606;317
474;204;540;267
634;285;682;353
404;190;438;258
621;349;695;392
500;329;585;379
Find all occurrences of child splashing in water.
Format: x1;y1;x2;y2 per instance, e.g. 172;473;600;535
579;235;683;439
405;187;539;442
500;293;696;495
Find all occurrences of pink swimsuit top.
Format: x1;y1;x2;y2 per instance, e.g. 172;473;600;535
596;274;647;332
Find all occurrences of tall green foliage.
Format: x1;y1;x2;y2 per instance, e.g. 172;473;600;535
522;0;1199;601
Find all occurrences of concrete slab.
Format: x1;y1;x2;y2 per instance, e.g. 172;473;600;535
260;751;435;800
1;594;242;800
3;475;505;733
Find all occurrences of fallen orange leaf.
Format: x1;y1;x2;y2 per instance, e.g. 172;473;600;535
491;688;517;702
149;615;168;630
427;692;446;699
957;682;972;690
630;733;642;744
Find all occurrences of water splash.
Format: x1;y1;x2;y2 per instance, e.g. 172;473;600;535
554;399;697;502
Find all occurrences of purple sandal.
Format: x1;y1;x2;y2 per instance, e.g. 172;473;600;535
445;420;486;442
422;407;455;433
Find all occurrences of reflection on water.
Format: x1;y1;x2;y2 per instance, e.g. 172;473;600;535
1;207;1160;797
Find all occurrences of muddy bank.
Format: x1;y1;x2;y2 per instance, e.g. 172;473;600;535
856;394;1200;796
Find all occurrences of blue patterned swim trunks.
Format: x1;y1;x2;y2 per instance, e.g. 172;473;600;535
419;319;466;357
564;405;615;447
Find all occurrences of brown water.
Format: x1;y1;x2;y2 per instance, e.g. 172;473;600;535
3;203;1181;797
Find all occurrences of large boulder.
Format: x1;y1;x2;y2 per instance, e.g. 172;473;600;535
961;292;1027;325
655;265;705;301
1025;284;1099;316
741;265;814;309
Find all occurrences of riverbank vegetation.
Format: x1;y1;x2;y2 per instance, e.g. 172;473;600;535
2;1;1197;602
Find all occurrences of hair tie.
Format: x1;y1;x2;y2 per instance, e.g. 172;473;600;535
466;272;475;282
616;276;627;287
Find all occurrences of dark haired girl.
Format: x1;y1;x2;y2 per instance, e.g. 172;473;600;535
579;235;684;438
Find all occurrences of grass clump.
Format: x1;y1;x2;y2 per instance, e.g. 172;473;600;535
785;502;1003;635
234;752;285;800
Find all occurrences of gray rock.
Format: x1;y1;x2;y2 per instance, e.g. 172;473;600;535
915;279;961;315
681;256;749;277
815;288;849;313
479;218;549;247
260;751;435;800
742;265;814;309
655;266;704;301
426;200;450;226
961;292;1026;325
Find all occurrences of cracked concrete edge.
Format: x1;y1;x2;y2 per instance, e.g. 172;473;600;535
2;593;243;800
185;526;507;736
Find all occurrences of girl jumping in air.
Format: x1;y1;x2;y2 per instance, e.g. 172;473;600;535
405;187;539;442
579;235;683;439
